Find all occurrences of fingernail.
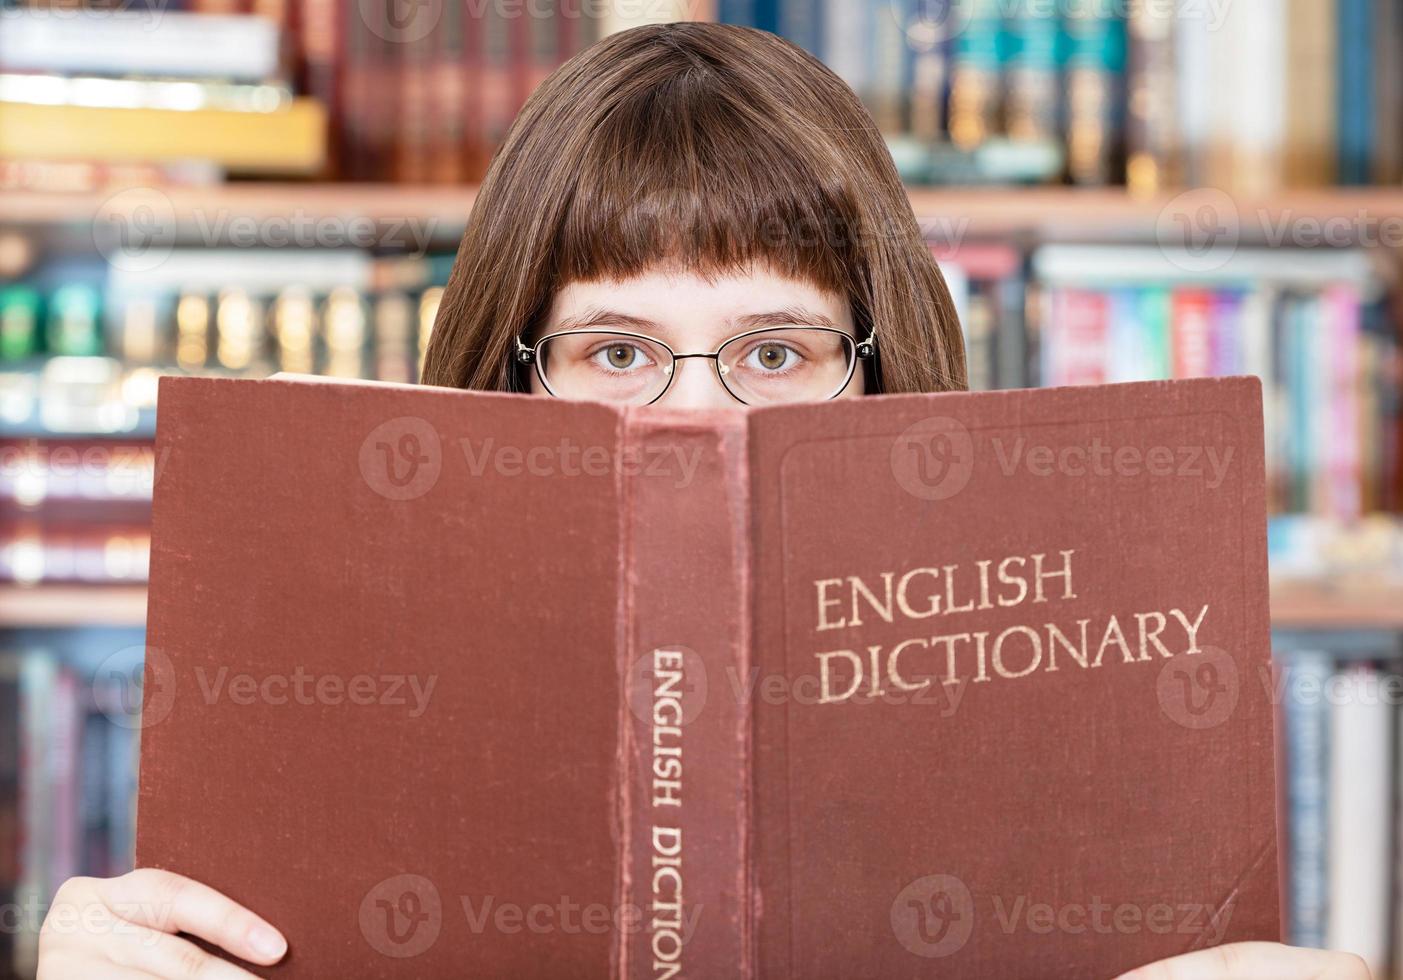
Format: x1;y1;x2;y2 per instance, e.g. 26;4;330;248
247;924;287;960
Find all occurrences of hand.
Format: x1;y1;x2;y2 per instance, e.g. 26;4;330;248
1116;941;1372;979
38;869;287;979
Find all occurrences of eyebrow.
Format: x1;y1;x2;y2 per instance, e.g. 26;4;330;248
553;304;839;333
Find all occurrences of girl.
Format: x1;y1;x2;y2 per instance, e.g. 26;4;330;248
39;21;1368;980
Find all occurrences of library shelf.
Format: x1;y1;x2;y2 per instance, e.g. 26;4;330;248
1270;584;1403;630
0;583;147;628
5;185;1403;244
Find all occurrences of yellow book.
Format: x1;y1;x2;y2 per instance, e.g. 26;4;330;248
0;98;326;174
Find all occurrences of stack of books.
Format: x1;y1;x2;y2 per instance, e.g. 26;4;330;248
0;5;326;191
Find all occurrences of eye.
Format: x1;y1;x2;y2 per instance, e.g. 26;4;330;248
590;342;654;372
745;341;803;372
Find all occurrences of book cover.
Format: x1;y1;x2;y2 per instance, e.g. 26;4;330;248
137;374;1280;977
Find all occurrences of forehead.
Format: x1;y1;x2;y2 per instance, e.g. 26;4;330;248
543;261;852;346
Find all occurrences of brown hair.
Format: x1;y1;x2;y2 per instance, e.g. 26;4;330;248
421;21;966;395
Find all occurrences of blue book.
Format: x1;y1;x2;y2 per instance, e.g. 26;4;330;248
717;0;754;27
1280;649;1333;948
1337;0;1374;184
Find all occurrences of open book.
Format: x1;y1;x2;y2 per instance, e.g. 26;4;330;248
136;374;1279;978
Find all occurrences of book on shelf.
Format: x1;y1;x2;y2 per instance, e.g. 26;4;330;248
0;644;142;978
138;372;1279;977
716;0;1403;190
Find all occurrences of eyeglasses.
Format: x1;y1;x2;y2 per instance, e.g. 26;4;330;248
515;325;876;406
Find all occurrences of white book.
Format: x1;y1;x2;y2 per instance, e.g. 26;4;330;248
1326;666;1393;976
598;0;696;35
1229;0;1286;197
0;9;281;82
1173;7;1211;186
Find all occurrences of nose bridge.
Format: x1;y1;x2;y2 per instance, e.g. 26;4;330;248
658;353;738;409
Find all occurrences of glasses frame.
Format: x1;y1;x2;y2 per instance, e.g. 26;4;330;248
515;325;877;406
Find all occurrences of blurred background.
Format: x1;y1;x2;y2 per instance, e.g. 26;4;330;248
0;0;1400;976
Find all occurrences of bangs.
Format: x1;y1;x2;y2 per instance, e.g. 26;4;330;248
552;66;866;304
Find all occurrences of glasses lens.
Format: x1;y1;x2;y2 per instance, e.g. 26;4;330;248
717;327;857;405
536;331;673;404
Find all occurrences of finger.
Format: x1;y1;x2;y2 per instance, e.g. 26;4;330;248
97;869;287;966
1114;942;1373;980
37;951;153;980
105;921;267;980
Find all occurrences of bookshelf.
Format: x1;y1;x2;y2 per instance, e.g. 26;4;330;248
7;185;1403;242
2;0;1402;977
0;584;147;628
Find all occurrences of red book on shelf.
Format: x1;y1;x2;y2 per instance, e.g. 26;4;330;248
137;374;1279;978
1172;289;1216;379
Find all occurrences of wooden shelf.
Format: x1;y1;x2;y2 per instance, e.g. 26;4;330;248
1270;583;1403;630
0;583;147;628
5;184;1403;243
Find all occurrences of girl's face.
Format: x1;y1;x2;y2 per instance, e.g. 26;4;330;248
531;262;865;409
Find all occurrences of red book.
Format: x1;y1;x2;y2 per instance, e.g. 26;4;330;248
137;374;1279;977
1047;288;1109;387
1171;289;1215;379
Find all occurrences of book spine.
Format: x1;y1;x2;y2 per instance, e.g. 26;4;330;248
1326;665;1392;977
617;412;751;978
1280;650;1331;948
1209;289;1243;376
1336;0;1373;185
1062;4;1127;185
1324;285;1362;520
1124;0;1175;193
946;0;1001;150
1138;286;1172;381
1284;0;1337;185
1170;288;1213;379
1004;0;1060;145
1229;0;1285;198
